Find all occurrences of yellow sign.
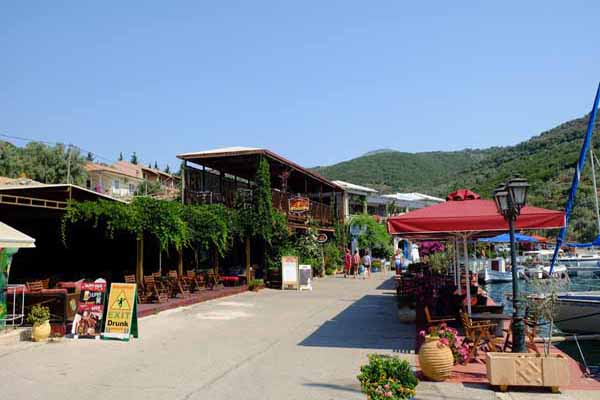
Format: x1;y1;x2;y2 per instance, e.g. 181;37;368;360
103;283;138;340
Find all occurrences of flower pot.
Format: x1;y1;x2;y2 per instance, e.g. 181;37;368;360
418;336;454;381
31;320;51;342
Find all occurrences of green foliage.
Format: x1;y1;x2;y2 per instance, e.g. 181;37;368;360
323;241;341;271
27;305;50;325
350;214;393;257
428;252;449;274
183;204;230;258
248;279;264;291
293;228;322;273
265;212;291;270
135;179;162;195
0;141;87;185
315;114;600;242
130;152;138;164
254;156;274;242
357;354;418;400
62;197;190;251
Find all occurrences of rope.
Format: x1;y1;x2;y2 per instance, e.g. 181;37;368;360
573;334;592;377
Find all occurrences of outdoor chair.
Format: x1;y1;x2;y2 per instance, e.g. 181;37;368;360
502;319;540;354
124;274;146;303
424;305;456;328
186;270;205;292
143;275;169;303
206;268;220;289
167;270;190;298
459;310;497;362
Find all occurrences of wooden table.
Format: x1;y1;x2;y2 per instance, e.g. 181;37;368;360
470;312;512;337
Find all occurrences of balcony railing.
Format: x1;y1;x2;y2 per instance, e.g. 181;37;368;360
184;188;334;227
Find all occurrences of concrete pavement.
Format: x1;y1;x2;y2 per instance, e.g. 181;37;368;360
0;273;597;400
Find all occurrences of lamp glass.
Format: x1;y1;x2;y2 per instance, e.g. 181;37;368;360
495;190;510;214
507;178;529;209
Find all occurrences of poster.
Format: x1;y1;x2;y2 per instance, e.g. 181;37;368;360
298;264;312;291
71;281;106;338
103;283;138;341
281;256;299;290
289;196;310;213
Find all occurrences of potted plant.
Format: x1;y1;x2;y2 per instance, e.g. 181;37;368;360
248;279;264;292
418;323;468;381
357;354;418;400
486;279;571;392
27;305;51;342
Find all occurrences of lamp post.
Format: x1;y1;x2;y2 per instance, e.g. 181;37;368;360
493;178;529;353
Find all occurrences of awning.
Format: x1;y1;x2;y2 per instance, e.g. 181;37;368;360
0;221;35;248
478;233;538;243
387;198;565;237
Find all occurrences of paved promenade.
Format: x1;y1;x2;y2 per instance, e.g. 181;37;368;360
0;273;597;399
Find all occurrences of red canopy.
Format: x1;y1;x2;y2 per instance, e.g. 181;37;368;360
446;189;481;201
387;196;565;238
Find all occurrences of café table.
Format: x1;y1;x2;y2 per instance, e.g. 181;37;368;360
469;312;512;337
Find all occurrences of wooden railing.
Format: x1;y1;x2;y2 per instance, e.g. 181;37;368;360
185;188;334;227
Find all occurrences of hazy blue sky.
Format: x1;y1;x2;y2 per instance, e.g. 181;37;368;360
1;1;599;169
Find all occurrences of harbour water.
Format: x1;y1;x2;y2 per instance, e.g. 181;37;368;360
483;276;600;368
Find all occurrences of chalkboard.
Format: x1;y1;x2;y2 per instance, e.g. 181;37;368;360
281;256;299;290
298;264;312;291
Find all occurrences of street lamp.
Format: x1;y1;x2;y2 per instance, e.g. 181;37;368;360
494;178;530;353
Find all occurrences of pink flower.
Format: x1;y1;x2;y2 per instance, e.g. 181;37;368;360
439;338;450;346
418;330;426;338
384;384;390;390
385;391;393;397
440;322;447;329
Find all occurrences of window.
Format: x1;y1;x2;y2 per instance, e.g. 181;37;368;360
112;180;120;190
129;183;135;193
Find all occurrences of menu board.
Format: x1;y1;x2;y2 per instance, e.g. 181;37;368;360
281;256;299;290
298;264;312;291
71;281;106;338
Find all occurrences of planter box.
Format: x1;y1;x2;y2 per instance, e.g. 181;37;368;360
486;352;570;392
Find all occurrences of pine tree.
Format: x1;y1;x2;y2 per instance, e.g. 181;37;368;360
86;152;94;162
164;164;171;174
118;152;123;161
154;161;158;169
130;152;138;165
147;163;152;168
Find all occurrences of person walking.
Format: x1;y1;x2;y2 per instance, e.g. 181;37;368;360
394;248;403;275
363;250;372;279
352;250;361;279
344;248;351;278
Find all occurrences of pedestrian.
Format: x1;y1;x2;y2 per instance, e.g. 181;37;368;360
344;248;351;278
394;248;403;275
352;250;361;279
363;250;372;279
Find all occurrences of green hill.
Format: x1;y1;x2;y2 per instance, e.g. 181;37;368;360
314;113;600;241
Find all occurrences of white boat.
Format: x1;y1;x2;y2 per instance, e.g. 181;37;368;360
555;291;600;334
542;264;568;278
483;267;513;283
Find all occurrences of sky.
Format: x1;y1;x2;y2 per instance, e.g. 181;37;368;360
1;1;600;170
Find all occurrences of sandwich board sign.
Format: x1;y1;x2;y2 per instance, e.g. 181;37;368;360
298;264;312;291
71;281;107;339
281;256;299;290
102;283;138;341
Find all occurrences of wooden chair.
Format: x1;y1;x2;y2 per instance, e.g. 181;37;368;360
143;275;169;303
167;270;190;298
206;268;220;289
124;274;146;303
186;270;205;292
424;305;456;328
502;319;540;354
26;280;45;293
459;310;497;362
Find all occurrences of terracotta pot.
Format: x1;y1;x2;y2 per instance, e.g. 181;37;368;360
31;320;51;342
418;335;454;381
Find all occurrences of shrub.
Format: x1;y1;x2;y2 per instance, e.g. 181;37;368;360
27;305;50;325
419;323;469;364
248;279;264;291
357;354;418;400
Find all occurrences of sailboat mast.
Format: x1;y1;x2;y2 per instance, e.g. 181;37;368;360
591;148;600;235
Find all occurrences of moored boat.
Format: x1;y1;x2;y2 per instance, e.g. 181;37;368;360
555;291;600;334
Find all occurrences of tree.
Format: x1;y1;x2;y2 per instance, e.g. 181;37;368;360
0;141;87;185
254;156;273;242
154;161;158;169
130;152;138;165
147;163;152;168
86;152;94;162
118;152;123;161
164;164;170;174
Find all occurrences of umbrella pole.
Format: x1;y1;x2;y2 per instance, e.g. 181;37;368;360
463;234;472;315
455;237;462;295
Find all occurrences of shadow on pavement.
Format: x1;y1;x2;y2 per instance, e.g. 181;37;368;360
302;382;362;394
298;281;414;352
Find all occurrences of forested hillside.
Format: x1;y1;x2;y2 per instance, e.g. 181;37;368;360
314;113;600;242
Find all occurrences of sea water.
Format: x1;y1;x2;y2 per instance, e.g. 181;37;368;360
483;276;600;368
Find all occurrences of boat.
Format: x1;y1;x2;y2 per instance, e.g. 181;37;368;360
483;267;513;283
542;264;568;279
554;291;600;334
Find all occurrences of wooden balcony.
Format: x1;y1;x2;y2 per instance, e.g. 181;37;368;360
184;188;334;227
